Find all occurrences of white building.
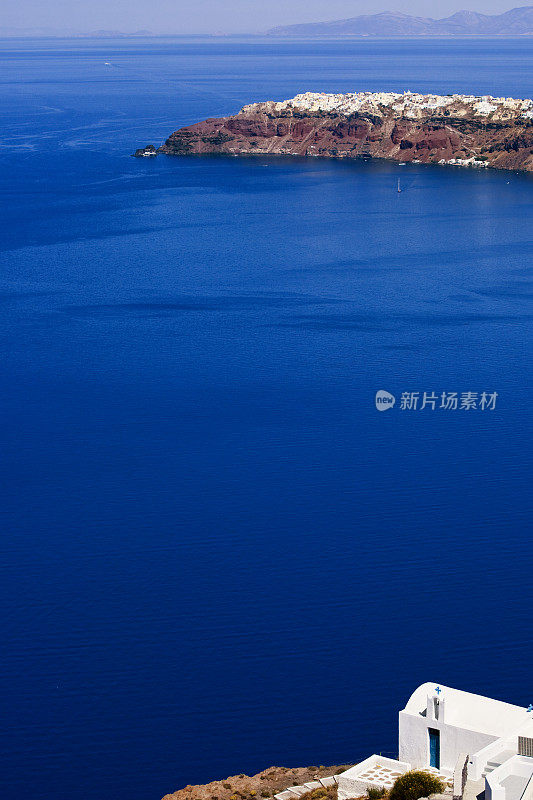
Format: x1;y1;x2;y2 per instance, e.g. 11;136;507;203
338;684;533;800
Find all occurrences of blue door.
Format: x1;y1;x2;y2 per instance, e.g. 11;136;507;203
429;728;440;769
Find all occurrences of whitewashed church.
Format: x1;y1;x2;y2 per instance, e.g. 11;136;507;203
338;683;533;800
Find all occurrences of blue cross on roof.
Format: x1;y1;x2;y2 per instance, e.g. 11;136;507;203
435;686;442;695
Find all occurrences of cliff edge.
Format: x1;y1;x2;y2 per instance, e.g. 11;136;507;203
148;91;533;172
162;766;349;800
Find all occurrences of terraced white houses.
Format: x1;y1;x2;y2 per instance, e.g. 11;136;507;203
241;92;533;122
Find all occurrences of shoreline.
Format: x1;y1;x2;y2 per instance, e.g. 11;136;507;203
134;148;533;175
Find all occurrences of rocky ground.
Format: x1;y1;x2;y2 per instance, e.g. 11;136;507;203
142;91;533;172
162;766;353;800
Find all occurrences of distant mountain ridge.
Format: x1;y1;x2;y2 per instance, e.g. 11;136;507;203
267;6;533;36
0;27;153;38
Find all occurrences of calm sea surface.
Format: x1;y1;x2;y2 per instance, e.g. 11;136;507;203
0;36;532;800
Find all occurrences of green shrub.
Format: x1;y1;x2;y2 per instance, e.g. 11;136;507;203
299;787;336;800
367;787;386;800
201;132;234;146
306;789;328;800
390;771;443;800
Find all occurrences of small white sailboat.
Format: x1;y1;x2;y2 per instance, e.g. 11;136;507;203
397;178;402;193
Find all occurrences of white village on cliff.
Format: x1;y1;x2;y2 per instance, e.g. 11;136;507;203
242;91;533;121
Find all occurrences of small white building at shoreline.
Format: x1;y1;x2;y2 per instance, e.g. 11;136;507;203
338;684;533;800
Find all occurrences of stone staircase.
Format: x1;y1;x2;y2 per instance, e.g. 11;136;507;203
274;776;338;800
482;751;517;779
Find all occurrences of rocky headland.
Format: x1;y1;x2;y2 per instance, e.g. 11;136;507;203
139;91;533;172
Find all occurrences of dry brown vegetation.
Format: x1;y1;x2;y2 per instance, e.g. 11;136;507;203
297;785;338;800
162;766;354;800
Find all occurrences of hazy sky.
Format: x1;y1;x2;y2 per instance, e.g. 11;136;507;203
3;0;523;35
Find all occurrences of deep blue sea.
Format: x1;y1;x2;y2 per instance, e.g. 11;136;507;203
0;35;532;800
